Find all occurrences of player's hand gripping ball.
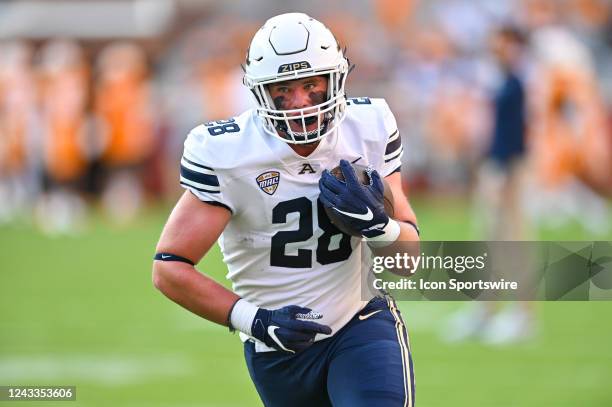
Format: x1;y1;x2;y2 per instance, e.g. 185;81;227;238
319;159;394;237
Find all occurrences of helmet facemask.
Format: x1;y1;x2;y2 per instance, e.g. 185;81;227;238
249;67;348;144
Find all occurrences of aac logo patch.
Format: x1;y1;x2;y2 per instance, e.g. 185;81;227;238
256;171;280;195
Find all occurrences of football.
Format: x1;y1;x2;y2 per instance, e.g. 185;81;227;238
324;163;395;236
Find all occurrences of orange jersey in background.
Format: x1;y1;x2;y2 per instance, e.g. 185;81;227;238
0;43;36;175
96;78;154;167
95;42;154;168
40;64;89;183
530;66;611;188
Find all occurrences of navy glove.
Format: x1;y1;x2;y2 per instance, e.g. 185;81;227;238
319;159;390;238
251;305;332;354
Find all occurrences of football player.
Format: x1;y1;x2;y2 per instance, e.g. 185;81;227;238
153;13;419;407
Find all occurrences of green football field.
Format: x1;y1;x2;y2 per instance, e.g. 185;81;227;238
1;195;611;406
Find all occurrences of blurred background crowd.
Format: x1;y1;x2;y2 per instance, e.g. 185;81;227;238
1;0;611;235
2;3;612;403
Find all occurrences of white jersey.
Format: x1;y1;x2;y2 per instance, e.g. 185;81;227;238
180;97;403;351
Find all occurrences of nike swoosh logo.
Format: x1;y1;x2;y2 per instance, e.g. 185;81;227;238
333;207;374;221
358;310;382;320
267;325;295;354
161;255;171;259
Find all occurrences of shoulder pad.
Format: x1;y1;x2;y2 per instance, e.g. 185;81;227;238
183;110;255;170
345;97;398;139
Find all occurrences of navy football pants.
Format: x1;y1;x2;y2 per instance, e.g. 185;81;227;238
244;296;415;407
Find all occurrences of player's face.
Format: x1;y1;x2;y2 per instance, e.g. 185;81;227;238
267;75;329;133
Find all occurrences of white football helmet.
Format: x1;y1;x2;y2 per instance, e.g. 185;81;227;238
243;13;349;144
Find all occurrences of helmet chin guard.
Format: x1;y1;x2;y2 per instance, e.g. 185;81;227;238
243;13;349;144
